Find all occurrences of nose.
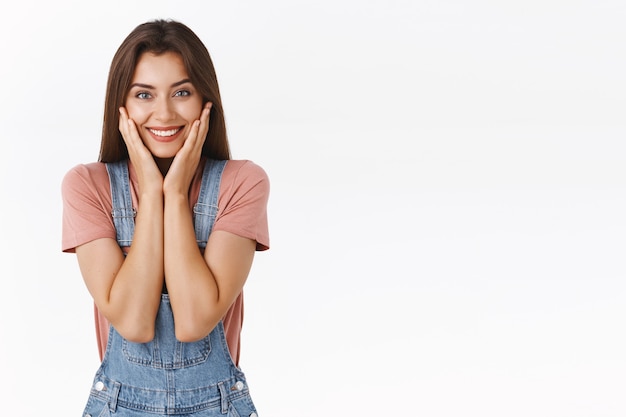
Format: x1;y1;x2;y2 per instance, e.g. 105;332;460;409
154;97;175;121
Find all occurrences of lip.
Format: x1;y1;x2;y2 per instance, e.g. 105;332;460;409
146;126;184;143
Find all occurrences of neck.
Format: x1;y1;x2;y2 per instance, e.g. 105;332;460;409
154;156;173;176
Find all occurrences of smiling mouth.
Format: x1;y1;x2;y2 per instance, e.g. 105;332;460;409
149;127;182;137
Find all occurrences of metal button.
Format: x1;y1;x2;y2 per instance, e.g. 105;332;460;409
235;381;244;391
85;414;92;417
94;381;105;391
250;413;257;417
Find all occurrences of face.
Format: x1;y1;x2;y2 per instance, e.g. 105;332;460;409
125;51;203;160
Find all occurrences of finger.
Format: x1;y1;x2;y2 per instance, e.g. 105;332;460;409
118;107;136;145
126;116;141;142
118;107;142;148
184;120;202;154
183;103;210;153
189;103;212;154
118;107;128;138
199;102;212;138
203;101;213;116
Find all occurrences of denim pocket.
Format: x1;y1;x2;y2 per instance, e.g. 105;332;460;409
83;395;111;417
122;336;212;369
228;394;258;417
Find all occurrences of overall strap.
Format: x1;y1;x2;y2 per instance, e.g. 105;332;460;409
106;159;226;248
194;159;227;248
106;161;135;247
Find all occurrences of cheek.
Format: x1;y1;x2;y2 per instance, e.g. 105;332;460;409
124;103;147;124
180;99;203;121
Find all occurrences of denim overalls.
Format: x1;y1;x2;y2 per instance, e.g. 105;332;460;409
82;159;258;417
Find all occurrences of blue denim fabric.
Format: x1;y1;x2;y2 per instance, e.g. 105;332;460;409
106;162;135;247
83;160;258;417
194;159;225;249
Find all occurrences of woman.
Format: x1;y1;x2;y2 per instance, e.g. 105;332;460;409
62;19;269;417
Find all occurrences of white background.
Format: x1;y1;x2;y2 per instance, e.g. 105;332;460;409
1;1;625;416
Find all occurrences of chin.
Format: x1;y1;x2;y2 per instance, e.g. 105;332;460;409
149;145;183;160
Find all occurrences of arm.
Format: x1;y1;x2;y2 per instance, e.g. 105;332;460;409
75;190;164;343
160;103;256;341
74;109;167;343
163;194;256;341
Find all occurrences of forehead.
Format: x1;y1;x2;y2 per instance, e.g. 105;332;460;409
132;51;189;83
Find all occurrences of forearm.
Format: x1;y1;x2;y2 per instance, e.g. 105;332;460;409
108;193;164;341
163;193;221;341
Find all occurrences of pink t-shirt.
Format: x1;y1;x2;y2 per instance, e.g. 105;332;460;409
61;158;270;365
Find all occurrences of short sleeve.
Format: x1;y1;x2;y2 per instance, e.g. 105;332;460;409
213;160;270;251
61;163;116;253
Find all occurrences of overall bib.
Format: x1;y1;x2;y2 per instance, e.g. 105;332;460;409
82;160;258;417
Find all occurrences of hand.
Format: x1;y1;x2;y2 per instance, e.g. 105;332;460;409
163;102;212;196
118;107;163;195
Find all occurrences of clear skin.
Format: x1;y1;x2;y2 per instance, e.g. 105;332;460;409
75;51;256;343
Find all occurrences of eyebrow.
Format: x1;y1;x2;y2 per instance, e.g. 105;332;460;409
129;78;193;89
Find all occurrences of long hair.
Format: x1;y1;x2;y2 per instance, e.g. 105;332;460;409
98;19;230;162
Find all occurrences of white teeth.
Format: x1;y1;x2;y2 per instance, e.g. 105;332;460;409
150;128;180;137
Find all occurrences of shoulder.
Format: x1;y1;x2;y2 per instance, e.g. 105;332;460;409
213;160;271;250
224;160;269;182
62;162;108;189
61;162;116;253
62;162;110;196
221;160;270;195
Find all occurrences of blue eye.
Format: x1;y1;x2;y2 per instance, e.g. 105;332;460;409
136;92;152;99
174;90;191;97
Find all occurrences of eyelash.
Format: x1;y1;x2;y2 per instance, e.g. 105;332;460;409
135;89;192;99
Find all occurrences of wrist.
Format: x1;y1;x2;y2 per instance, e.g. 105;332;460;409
163;190;189;205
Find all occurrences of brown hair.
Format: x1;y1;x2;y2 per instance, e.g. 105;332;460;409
98;19;230;162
